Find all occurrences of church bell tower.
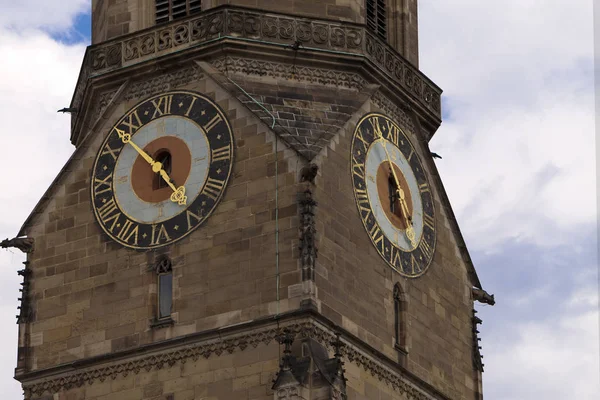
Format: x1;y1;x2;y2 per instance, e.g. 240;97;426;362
10;1;494;399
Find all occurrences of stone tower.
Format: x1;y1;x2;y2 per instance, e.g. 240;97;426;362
9;1;494;399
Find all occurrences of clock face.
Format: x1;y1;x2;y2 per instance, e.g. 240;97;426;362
91;90;234;249
351;113;436;277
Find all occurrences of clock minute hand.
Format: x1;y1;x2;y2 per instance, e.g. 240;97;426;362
115;128;187;206
375;131;417;248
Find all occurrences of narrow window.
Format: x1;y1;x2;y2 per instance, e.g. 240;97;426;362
366;0;387;40
394;283;407;355
153;150;172;190
388;173;398;214
156;1;202;25
156;257;173;320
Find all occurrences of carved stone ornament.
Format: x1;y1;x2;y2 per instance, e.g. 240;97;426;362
23;319;437;400
1;237;34;253
298;189;318;283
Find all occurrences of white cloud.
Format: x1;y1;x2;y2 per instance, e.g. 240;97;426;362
0;0;89;32
0;6;86;399
420;0;596;250
483;288;600;400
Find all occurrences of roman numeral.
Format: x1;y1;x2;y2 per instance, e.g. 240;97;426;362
211;146;231;162
355;189;371;221
97;198;120;232
151;95;173;119
407;148;414;161
101;143;121;160
203;178;225;200
186;209;203;231
121;109;142;134
203;114;223;133
410;254;422;274
94;175;112;196
389;246;402;269
419;240;433;260
423;213;435;230
384;119;399;146
116;219;139;245
355;130;370;152
368;224;385;253
368;116;384;139
151;224;171;246
352;156;365;178
184;96;198;117
419;183;430;193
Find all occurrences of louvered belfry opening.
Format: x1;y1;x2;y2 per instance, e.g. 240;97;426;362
366;0;387;40
156;0;202;24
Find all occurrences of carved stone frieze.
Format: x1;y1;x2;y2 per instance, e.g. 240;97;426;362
212;56;368;90
23;318;440;400
123;66;203;101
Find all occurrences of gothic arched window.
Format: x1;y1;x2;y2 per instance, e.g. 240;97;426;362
394;283;408;360
153;150;172;190
366;0;387;40
156;256;173;320
156;1;202;25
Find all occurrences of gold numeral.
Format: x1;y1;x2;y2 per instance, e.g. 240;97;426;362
186;209;203;231
419;240;433;260
211;146;231;162
384;119;399;146
423;213;435;230
116;219;139;245
407;148;414;161
356;130;370;152
355;189;371;221
368;224;385;252
151;224;171;245
389;246;402;268
203;114;223;133
122;109;142;134
184;96;198;117
101;143;121;160
151;95;173;119
411;254;422;274
97;198;120;232
94;175;112;196
419;183;430;193
369;116;384;139
352;156;365;178
203;178;225;200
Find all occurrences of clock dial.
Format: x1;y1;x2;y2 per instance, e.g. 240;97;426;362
351;113;436;277
91;90;234;249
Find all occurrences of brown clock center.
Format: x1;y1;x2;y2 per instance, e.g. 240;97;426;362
131;136;192;203
376;162;413;231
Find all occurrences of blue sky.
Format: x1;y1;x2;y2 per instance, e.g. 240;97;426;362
0;1;597;399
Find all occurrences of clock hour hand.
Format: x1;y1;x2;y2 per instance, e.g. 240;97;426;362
115;128;187;205
375;130;417;248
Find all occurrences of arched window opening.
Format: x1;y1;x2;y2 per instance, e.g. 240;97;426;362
156;1;202;25
394;283;408;358
153;150;172;190
156;256;173;320
366;0;387;40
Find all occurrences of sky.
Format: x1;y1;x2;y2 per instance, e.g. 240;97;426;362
0;1;597;399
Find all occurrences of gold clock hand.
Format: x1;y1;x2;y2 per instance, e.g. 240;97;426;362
115;128;187;205
375;131;417;248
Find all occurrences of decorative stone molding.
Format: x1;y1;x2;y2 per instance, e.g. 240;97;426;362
70;5;442;143
298;189;318;283
212;56;368;91
124;66;203;102
23;316;443;399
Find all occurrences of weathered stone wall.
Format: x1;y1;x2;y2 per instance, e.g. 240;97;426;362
24;71;304;372
311;99;476;399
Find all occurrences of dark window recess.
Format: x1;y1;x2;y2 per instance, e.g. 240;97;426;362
366;0;387;40
156;0;202;25
154;150;172;190
156;257;173;320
